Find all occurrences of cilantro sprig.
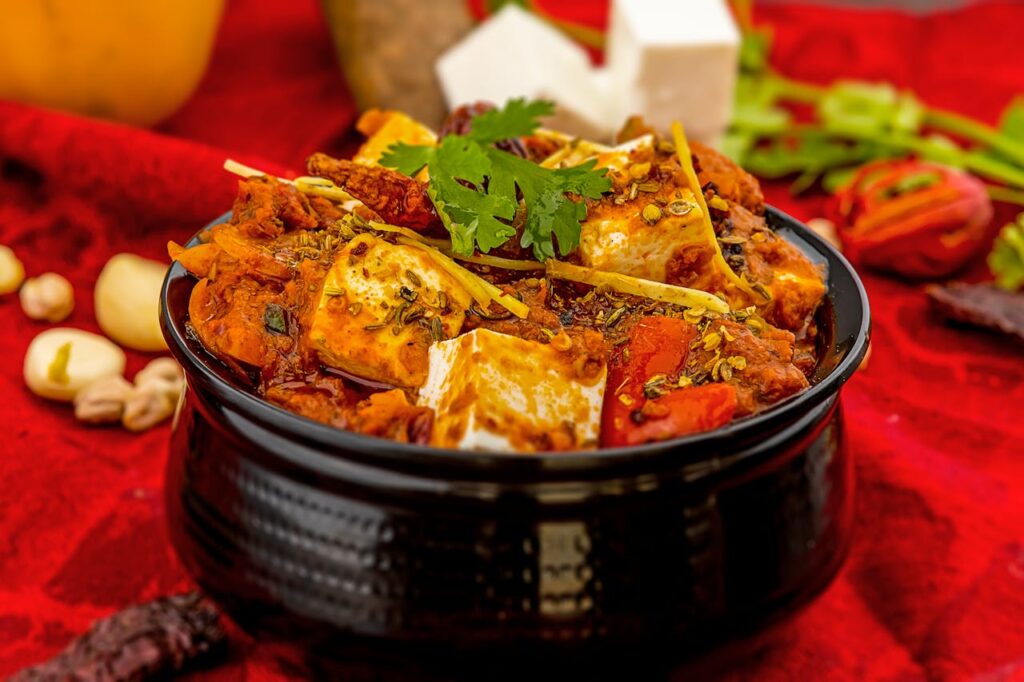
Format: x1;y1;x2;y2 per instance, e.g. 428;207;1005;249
380;99;611;260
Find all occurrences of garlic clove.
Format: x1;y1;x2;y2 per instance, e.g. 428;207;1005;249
24;328;126;402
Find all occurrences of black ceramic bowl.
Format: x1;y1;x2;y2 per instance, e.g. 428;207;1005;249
161;208;869;679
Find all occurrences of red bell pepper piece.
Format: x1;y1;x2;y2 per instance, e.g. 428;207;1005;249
601;316;738;446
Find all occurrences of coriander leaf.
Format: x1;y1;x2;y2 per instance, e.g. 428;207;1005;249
989;213;1024;292
379;142;435;177
490;153;610;259
469;98;554;144
379;99;610;260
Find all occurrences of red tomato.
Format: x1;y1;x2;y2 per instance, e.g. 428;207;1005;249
601;316;736;446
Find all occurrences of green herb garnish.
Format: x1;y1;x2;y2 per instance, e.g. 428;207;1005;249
380;99;611;260
264;303;287;335
989;213;1024;292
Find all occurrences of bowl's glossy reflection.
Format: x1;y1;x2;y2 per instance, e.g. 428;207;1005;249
161;208;869;678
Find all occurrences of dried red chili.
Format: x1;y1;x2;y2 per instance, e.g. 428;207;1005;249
9;592;226;681
831;160;993;278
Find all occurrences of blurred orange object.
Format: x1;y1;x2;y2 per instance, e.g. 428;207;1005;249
832;160;994;279
0;0;225;127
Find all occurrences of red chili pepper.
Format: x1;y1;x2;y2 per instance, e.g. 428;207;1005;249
831;160;993;279
601;316;737;446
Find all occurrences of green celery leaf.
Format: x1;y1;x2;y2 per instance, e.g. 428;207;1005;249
999;97;1024;142
818;81;923;137
989;213;1024;292
739;28;773;74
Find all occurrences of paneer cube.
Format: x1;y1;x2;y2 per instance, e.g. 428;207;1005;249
418;329;607;452
605;0;740;144
579;137;708;282
436;5;613;141
309;234;473;388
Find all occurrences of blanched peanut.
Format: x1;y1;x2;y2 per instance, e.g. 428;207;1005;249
20;272;75;322
122;383;176;432
0;245;25;294
94;253;169;352
74;375;134;423
135;357;183;389
24;328;127;401
116;357;184;431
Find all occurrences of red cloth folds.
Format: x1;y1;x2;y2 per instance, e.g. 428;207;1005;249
0;1;1022;680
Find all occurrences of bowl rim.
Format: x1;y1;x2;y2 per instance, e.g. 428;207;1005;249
161;206;870;473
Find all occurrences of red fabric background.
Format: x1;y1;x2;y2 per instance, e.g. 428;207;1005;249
1;1;1023;679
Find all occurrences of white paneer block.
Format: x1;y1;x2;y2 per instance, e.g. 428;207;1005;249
606;0;740;145
418;329;606;452
436;5;614;141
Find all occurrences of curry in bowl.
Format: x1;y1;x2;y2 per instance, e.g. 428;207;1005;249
170;101;826;452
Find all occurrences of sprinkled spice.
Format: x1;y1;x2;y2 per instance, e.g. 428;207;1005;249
752;282;772;301
393;301;411;326
641;204;663;225
666;200;695;216
399;286;418;302
629;162;651;178
403;306;425;324
323;285;345;297
430;316;445;343
643;374;668;399
733;306;755;321
727;356;747;371
348;302;363;316
605;306;628;328
683;306;706;324
708;196;730;211
405;270;422;287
